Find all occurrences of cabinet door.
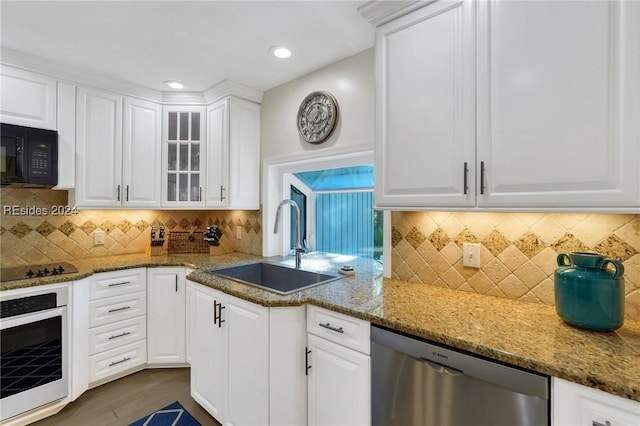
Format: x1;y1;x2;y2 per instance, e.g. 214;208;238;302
0;65;57;130
190;285;224;421
307;334;370;426
476;1;640;208
205;99;229;208
553;378;640;426
123;98;162;208
162;107;206;207
228;97;260;209
75;87;123;208
147;268;186;365
375;0;476;208
224;295;269;426
55;82;76;189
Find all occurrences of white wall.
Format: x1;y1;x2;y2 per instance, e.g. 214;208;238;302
260;48;375;257
261;48;374;160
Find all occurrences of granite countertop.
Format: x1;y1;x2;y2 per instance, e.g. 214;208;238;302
2;252;639;403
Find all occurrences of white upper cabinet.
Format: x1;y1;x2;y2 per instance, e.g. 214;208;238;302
375;0;476;208
476;0;640;209
0;65;57;130
74;87;123;208
206;100;228;208
55;82;76;189
374;0;640;211
74;87;161;208
161;107;206;207
206;96;261;209
123;97;162;208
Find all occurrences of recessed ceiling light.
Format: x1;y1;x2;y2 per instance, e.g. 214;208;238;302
270;46;292;59
164;81;185;90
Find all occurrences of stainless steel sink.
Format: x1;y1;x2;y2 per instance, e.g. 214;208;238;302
207;262;342;295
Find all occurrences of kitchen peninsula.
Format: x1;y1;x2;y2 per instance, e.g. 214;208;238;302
3;251;639;404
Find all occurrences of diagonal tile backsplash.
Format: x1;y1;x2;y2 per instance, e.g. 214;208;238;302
0;188;262;267
392;211;640;322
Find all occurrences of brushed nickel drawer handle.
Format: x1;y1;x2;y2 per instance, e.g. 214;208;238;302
109;357;131;367
592;421;611;426
108;281;131;287
319;323;344;333
108;331;131;340
108;306;131;313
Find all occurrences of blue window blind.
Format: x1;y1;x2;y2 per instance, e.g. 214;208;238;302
316;191;374;258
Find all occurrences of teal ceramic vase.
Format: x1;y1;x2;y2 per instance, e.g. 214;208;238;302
554;252;624;332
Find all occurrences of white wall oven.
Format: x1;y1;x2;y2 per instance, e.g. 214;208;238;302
0;285;68;421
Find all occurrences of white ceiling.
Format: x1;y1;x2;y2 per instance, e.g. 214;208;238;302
0;1;374;93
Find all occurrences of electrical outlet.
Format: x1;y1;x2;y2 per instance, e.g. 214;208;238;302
236;226;242;240
94;230;105;246
463;243;480;268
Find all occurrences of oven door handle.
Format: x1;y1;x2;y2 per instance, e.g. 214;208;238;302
0;306;66;330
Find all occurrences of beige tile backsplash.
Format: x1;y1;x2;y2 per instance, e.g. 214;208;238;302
2;188;639;323
0;188;262;267
392;211;640;322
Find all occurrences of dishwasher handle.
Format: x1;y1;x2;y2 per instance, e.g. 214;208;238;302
420;357;463;376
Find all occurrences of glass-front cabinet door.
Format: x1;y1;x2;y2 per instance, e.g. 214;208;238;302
162;107;206;207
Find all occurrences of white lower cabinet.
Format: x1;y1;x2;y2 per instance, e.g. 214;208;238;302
553;377;640;426
189;281;269;426
147;267;186;365
71;268;147;399
306;305;371;426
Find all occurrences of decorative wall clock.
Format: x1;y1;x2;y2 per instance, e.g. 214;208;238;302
297;91;340;144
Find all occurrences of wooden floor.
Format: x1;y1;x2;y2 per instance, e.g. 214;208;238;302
33;368;221;426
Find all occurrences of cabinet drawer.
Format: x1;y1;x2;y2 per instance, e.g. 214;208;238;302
88;316;146;355
307;305;370;355
553;378;640;426
89;268;146;300
88;340;147;384
89;291;146;328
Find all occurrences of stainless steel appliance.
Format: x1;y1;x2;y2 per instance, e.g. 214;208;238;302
372;325;549;426
1;123;58;186
0;285;68;421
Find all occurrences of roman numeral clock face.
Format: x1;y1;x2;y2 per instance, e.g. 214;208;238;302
297;91;340;144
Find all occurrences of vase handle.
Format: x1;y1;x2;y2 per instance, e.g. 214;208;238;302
598;258;625;279
557;253;571;266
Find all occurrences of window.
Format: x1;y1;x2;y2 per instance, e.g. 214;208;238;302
290;165;382;261
290;185;307;250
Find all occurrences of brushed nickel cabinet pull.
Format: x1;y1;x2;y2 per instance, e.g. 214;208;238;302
108;281;131;287
108;306;131;313
480;161;486;195
220;185;226;201
463;162;469;195
109;357;131;367
592;421;611;426
305;347;312;376
126;185;129;201
319;323;344;333
108;331;131;340
117;184;121;201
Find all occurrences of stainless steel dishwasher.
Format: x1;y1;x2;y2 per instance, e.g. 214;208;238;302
372;325;549;426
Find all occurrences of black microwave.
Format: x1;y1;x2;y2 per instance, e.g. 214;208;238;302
1;123;58;186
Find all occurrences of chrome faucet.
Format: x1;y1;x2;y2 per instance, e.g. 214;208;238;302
274;199;304;269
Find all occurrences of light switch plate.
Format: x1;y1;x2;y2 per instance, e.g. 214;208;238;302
236;226;242;240
94;230;105;246
463;243;480;268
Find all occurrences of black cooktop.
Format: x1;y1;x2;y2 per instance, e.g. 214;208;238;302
1;262;78;282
